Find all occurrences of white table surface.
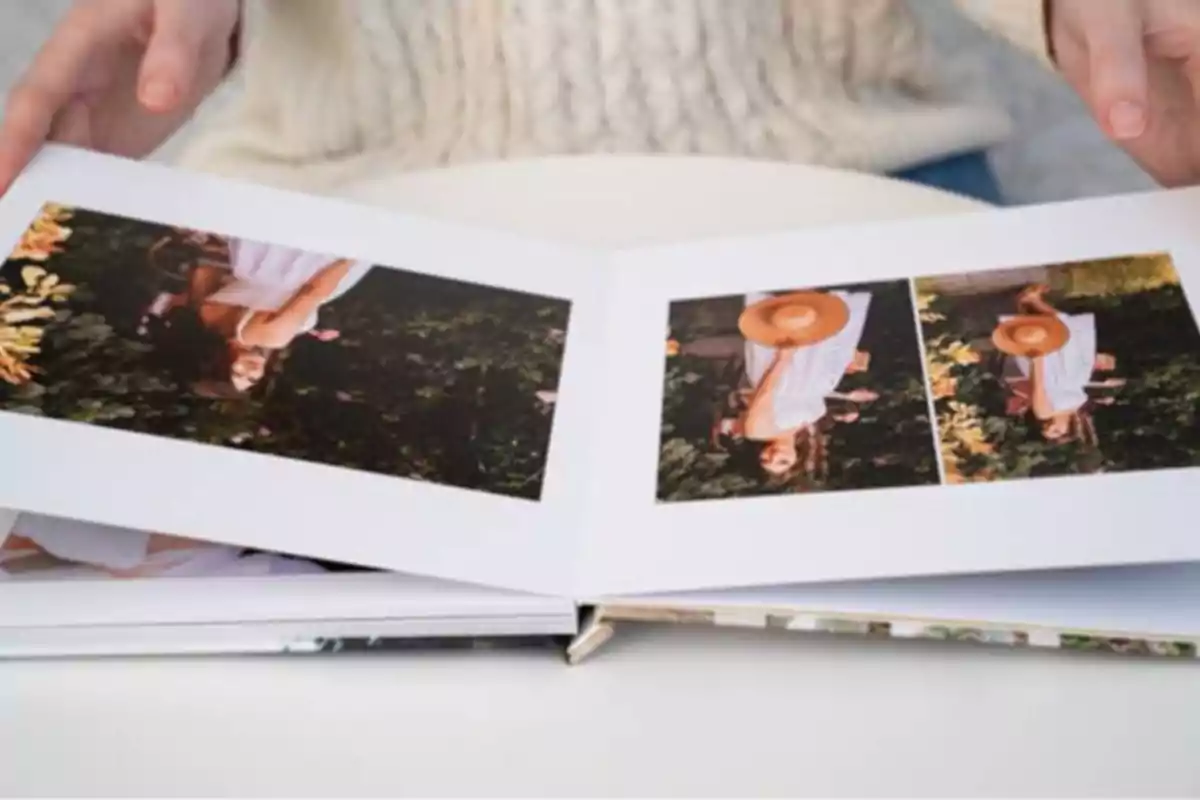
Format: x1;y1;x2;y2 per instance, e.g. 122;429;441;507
4;157;1198;798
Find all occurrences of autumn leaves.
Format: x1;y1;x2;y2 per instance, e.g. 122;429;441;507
1;203;77;385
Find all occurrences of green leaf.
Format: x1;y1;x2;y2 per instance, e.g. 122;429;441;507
11;381;46;400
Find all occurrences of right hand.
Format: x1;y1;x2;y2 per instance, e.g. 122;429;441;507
0;0;240;195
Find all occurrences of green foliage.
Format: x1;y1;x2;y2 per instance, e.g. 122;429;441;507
0;208;569;500
1058;252;1178;298
657;281;938;502
1059;634;1197;657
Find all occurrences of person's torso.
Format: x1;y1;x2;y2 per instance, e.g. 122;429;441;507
742;290;870;430
1003;311;1097;412
180;0;1011;190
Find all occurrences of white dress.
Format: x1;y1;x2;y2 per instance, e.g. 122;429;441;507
743;290;872;432
205;238;374;345
0;513;326;581
1002;312;1097;414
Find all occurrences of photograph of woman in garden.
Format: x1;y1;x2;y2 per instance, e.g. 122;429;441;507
918;254;1200;484
658;281;938;502
0;203;571;501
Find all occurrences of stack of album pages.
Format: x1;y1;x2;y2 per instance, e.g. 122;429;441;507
1;146;1198;662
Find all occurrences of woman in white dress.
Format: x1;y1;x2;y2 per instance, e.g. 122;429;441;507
0;513;326;580
672;290;879;481
146;232;374;397
998;284;1126;443
739;291;877;478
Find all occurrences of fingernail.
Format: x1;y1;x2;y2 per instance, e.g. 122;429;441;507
1108;101;1146;140
140;77;177;109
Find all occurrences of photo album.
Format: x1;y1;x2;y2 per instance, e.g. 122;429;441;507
2;145;1199;662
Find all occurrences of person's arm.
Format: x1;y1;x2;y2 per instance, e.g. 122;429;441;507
186;263;232;304
1029;356;1056;420
237;259;353;349
827;389;880;403
952;0;1055;65
145;533;208;554
742;348;793;440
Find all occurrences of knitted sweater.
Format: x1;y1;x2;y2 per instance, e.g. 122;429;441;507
177;0;1051;193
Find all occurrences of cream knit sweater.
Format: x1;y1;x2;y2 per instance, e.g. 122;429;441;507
178;0;1051;193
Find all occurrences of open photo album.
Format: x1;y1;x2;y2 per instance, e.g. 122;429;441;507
1;146;1198;661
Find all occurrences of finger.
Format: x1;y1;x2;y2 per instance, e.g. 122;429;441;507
0;85;57;194
48;97;94;148
1176;29;1200;109
1142;3;1200;109
1082;1;1150;141
0;11;110;193
137;0;212;112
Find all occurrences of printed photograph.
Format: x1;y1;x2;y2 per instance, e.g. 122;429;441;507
657;280;938;502
917;253;1200;484
0;204;571;500
0;510;365;581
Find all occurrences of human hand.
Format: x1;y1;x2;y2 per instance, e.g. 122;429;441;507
1050;0;1200;186
846;350;871;373
0;0;240;195
845;388;879;404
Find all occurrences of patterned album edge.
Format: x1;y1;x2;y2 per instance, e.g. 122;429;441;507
565;604;1200;665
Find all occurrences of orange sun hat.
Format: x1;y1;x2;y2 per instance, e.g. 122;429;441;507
992;314;1070;358
738;291;850;348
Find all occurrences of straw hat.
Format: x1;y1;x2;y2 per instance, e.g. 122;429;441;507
992;314;1070;358
738;291;850;348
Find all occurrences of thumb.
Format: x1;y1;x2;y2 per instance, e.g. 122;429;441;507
1082;3;1150;141
137;0;208;113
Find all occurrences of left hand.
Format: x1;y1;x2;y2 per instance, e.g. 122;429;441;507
1050;0;1200;186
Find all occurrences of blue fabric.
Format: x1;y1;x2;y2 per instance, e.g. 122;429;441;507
889;150;1005;206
